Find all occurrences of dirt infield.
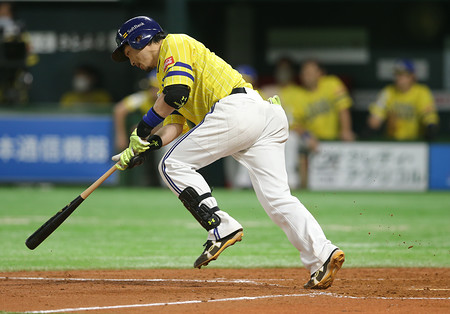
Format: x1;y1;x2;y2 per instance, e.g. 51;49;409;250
1;268;449;313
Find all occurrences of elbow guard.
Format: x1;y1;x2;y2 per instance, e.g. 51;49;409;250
163;84;190;109
136;119;153;138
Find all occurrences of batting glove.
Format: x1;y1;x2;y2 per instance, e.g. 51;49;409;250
111;148;134;171
268;95;281;106
130;129;150;155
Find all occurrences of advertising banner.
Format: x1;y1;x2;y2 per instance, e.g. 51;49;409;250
429;144;450;190
308;142;428;191
0;115;116;183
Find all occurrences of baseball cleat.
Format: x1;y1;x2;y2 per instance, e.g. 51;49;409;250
303;248;345;289
194;229;243;269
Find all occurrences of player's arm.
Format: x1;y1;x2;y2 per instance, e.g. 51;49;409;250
114;84;190;170
290;119;319;153
339;108;355;141
131;36;193;154
155;122;184;146
136;84;190;139
332;77;355;141
113;100;131;151
367;114;383;130
418;87;439;141
367;89;389;131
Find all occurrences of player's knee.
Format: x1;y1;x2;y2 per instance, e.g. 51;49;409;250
157;158;165;178
159;155;181;179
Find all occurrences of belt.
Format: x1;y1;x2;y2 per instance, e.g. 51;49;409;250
230;87;247;95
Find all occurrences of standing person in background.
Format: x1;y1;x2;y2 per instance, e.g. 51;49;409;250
260;57;303;189
293;59;355;188
114;70;160;151
366;59;439;141
0;1;36;105
111;16;344;289
113;70;161;186
60;64;113;109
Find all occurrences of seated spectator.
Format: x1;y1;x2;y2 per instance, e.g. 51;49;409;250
366;59;439;141
60;64;112;109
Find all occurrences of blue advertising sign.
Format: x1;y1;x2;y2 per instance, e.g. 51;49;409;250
429;144;450;190
0;115;117;183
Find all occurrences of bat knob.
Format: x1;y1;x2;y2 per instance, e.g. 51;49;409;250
128;154;145;169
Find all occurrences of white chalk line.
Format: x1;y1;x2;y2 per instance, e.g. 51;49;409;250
410;288;450;291
24;294;307;313
23;291;450;313
0;276;286;287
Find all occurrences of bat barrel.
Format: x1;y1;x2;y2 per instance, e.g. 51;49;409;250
25;196;84;250
25;165;116;250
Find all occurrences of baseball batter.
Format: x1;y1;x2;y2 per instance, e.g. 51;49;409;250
111;16;344;289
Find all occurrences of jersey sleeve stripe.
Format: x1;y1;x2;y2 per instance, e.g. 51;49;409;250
164;71;195;82
174;62;193;70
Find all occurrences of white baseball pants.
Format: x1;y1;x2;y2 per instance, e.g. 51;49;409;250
158;88;337;273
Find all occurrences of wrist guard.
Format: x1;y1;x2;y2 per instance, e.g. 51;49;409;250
128;134;163;169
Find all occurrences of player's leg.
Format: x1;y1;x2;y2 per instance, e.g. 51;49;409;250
159;126;243;239
234;99;343;287
159;127;245;268
158;96;266;267
223;156;252;189
284;130;301;189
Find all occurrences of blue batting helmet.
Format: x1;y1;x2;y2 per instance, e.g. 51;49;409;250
112;16;163;63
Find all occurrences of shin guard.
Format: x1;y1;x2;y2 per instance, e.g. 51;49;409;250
178;187;221;231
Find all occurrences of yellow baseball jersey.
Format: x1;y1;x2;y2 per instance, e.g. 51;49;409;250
369;84;439;140
60;90;112;108
123;90;154;115
156;34;252;126
277;83;304;127
292;75;352;140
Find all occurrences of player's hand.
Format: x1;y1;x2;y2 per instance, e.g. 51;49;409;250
340;129;355;142
307;136;319;153
268;95;281;106
129;129;150;154
301;131;319;153
111;148;135;171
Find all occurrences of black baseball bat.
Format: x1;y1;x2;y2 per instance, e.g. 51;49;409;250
25;165;117;250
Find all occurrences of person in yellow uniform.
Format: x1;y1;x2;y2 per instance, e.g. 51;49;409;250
113;70;159;151
292;60;355;188
294;60;355;142
110;16;344;290
60;65;113;109
367;59;439;141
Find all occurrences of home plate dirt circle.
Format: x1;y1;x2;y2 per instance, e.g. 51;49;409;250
1;268;449;313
